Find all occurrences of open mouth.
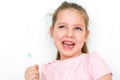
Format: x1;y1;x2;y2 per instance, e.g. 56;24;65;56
62;40;75;50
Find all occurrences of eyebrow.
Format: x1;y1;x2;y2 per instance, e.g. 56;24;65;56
56;22;67;25
56;22;85;28
74;24;84;28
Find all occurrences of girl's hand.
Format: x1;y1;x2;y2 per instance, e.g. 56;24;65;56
25;64;40;80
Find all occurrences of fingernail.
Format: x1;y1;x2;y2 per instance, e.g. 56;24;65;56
34;64;39;69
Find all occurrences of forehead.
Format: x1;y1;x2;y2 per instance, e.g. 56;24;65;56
56;9;85;26
57;8;83;17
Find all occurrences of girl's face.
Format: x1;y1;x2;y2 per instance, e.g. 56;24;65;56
51;9;89;60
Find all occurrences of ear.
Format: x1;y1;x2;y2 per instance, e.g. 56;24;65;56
50;26;54;38
84;30;89;41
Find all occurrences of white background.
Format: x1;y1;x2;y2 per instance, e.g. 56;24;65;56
0;0;120;80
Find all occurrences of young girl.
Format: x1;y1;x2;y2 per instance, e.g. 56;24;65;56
25;1;112;80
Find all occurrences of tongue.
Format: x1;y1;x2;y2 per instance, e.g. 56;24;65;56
63;43;74;50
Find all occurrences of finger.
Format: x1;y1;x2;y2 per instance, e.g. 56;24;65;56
33;78;39;80
29;74;39;80
26;66;34;72
25;71;39;80
34;64;39;70
27;69;39;76
25;66;39;80
25;66;33;79
26;66;38;73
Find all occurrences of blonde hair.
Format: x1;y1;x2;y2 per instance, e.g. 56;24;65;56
51;1;89;60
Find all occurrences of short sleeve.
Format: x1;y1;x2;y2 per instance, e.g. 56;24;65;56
89;53;112;80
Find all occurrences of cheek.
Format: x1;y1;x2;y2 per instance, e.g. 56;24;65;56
75;33;86;43
53;30;64;40
52;31;64;49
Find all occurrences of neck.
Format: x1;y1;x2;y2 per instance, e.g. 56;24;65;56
60;52;82;60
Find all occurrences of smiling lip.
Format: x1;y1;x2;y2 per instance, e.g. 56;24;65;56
62;40;75;50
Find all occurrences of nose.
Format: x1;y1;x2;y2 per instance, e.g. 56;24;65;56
66;29;73;38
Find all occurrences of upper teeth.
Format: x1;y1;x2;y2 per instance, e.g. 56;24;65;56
64;41;74;45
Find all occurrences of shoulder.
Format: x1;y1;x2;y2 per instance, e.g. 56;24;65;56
85;52;105;63
88;52;109;67
87;52;112;80
87;51;109;69
87;51;101;58
41;60;57;72
83;52;103;62
41;62;54;79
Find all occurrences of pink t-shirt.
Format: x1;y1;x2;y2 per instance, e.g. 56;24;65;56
41;52;111;80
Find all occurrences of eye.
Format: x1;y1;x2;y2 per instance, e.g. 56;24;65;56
74;27;82;30
58;25;66;29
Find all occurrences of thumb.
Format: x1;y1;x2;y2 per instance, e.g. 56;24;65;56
34;64;39;70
